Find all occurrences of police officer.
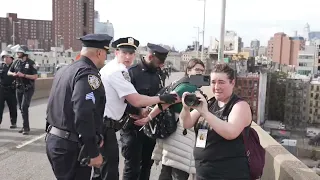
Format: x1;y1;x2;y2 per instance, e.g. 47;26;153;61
8;46;38;135
120;43;169;180
0;50;17;129
99;37;177;180
45;34;112;180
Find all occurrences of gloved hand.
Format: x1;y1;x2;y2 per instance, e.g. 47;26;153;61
159;93;177;104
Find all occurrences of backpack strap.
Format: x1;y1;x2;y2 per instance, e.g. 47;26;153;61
170;76;190;91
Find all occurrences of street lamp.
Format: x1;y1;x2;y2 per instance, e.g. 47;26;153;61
12;21;20;46
198;0;206;62
193;26;200;58
218;0;227;62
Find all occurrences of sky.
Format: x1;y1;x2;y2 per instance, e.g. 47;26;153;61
1;0;320;51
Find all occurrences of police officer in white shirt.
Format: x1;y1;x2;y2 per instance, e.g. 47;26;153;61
98;37;177;180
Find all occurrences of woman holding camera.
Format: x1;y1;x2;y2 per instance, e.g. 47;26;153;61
180;63;252;180
134;58;205;180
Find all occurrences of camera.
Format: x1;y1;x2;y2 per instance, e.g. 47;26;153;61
183;75;210;107
184;93;201;106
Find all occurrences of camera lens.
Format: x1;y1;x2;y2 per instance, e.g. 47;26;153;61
184;94;200;106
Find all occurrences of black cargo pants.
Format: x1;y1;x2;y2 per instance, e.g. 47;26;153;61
120;127;156;180
16;87;34;130
0;86;17;125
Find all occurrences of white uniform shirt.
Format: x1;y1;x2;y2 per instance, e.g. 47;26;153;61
100;58;137;120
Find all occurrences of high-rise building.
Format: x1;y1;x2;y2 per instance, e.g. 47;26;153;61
94;11;114;38
0;13;52;51
304;23;310;41
267;32;305;66
250;39;260;56
52;0;95;51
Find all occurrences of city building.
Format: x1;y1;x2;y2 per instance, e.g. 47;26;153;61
241;47;254;57
208;36;219;54
309;79;320;125
0;13;52;51
94;11;114;38
250;39;260;57
28;50;78;66
303;23;310;41
310;39;320;74
52;0;94;51
224;30;242;55
234;74;259;122
284;79;309;128
258;46;268;57
267;32;305;66
296;45;317;75
265;72;287;122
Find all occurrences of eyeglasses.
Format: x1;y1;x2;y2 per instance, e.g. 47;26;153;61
194;68;205;72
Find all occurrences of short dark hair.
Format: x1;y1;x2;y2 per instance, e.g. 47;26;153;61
185;58;205;76
211;63;235;81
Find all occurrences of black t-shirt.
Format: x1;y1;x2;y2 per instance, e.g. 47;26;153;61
193;94;250;179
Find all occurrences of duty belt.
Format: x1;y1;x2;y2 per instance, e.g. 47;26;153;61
47;125;79;143
104;116;130;132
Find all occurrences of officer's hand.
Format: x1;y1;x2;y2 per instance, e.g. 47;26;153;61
88;154;103;168
16;72;24;77
134;117;150;126
159;93;178;104
11;72;17;77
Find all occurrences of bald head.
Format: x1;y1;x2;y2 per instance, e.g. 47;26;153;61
80;47;107;69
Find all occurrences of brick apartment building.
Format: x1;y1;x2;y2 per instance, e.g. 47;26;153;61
0;0;94;52
52;0;95;51
234;74;259;122
0;13;52;51
267;32;305;66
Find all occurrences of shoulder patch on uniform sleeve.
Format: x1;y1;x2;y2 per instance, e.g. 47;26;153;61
88;74;101;90
85;92;96;104
121;71;131;82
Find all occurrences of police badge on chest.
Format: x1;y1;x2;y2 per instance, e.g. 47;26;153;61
25;63;29;69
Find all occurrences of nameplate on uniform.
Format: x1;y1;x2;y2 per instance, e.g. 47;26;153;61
122;71;131;82
88;75;101;90
196;129;208;148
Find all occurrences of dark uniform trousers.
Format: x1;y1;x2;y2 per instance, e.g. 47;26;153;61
16;87;34;129
93;128;119;180
120;126;156;180
0;86;17;125
46;133;92;180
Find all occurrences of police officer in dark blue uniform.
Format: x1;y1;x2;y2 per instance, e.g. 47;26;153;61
121;43;169;180
8;46;38;135
0;50;17;129
45;34;113;180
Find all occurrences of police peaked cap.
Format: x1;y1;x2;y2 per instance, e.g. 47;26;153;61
147;43;169;62
78;34;113;51
112;37;140;52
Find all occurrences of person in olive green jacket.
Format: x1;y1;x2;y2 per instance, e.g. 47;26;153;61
134;58;205;180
